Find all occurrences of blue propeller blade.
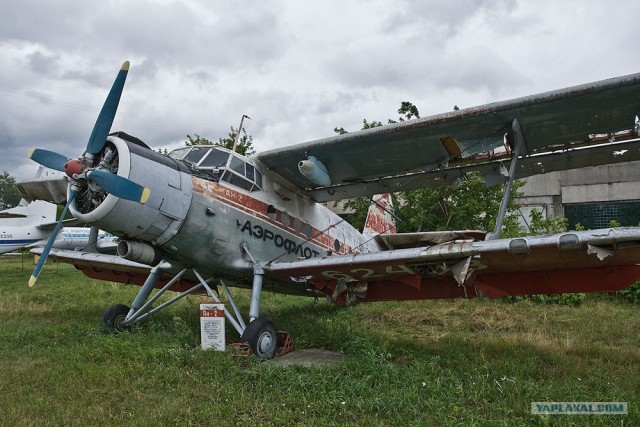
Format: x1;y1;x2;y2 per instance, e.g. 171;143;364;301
28;148;68;172
29;189;78;287
87;169;150;204
85;61;130;156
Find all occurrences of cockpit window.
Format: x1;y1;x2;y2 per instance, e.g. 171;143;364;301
168;148;190;160
200;149;230;168
229;155;245;174
168;145;262;191
183;147;209;163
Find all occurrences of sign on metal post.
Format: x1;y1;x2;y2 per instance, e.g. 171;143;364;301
200;304;225;351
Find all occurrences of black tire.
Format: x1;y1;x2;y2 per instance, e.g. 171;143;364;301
241;318;278;361
102;304;131;332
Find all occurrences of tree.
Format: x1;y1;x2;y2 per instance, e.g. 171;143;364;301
396;174;522;234
336;102;522;236
0;171;21;210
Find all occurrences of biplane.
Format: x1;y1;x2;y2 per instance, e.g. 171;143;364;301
17;62;640;359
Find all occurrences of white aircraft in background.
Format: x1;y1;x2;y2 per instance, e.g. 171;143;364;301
0;200;116;254
0;200;58;254
53;227;117;254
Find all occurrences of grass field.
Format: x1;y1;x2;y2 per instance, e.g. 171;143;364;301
1;255;639;426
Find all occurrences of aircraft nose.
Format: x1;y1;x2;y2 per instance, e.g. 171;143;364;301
64;159;84;177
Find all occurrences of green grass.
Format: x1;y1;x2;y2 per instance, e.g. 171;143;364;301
0;255;639;426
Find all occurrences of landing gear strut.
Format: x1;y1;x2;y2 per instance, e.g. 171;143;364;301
100;263;291;360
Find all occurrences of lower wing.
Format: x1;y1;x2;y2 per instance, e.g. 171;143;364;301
267;228;640;303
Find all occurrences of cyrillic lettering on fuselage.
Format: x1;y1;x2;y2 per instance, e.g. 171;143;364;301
240;220;320;258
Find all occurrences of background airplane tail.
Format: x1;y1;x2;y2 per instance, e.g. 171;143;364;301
1;199;58;224
363;194;397;236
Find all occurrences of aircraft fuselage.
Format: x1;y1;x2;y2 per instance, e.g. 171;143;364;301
68;134;377;293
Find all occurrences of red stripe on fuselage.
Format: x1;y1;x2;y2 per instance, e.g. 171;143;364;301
191;177;353;255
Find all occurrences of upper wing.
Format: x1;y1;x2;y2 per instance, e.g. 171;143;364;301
267;227;640;301
17;171;68;204
255;72;640;202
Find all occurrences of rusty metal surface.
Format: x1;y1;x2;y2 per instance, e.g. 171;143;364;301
267;227;640;301
256;72;640;201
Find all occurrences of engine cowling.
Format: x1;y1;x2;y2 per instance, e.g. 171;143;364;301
69;134;193;247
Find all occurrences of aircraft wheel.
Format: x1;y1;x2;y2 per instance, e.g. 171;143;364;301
102;304;131;332
241;318;278;361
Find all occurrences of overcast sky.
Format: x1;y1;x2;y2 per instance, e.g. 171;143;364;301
1;0;639;180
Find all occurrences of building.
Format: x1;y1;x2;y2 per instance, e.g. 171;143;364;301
517;160;640;230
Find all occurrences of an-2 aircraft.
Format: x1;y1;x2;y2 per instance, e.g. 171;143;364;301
18;61;640;359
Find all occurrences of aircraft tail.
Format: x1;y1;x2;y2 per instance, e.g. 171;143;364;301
363;194;396;237
0;200;58;224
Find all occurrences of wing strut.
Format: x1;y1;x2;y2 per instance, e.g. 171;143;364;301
486;118;527;240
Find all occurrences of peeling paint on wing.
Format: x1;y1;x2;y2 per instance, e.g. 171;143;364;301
587;244;614;260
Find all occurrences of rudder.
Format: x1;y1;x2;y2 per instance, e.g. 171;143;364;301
363;194;396;237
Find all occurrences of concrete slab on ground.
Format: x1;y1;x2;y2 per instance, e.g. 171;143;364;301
269;348;345;367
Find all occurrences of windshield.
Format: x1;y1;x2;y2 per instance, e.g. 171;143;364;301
168;145;262;191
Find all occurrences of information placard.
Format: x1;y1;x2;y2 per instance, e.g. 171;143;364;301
200;304;225;351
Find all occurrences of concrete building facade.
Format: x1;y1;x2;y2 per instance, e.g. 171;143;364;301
516;160;640;230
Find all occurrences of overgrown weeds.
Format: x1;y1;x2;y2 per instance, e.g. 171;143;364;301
0;256;638;425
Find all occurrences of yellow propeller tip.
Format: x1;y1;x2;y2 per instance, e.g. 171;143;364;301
121;61;130;71
28;275;37;287
140;187;150;204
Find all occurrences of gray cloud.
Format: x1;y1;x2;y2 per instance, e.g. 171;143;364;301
0;0;638;183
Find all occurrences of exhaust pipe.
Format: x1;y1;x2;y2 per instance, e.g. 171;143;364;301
117;240;161;265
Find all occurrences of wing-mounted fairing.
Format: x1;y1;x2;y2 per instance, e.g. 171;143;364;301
255;72;640;202
267;228;640;303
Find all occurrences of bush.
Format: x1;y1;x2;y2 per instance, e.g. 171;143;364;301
617;281;640;304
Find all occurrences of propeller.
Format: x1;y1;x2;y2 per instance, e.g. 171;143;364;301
28;148;68;172
29;189;77;287
27;61;150;286
87;169;150;203
86;61;129;156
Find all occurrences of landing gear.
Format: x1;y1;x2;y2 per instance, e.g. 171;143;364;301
100;263;291;360
102;304;131;332
241;318;278;361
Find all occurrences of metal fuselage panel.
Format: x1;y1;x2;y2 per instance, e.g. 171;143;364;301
158;175;372;292
68;137;373;294
0;226;47;254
